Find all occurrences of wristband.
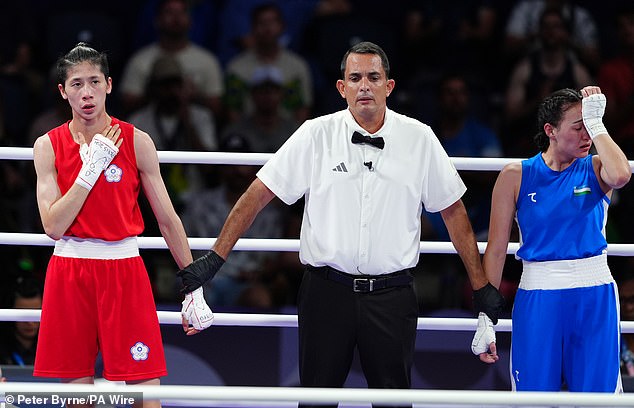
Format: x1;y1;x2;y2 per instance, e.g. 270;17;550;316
177;250;225;293
472;283;505;325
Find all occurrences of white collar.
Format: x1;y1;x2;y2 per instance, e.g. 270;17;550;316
343;107;392;138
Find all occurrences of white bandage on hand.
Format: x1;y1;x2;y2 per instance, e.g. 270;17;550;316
471;312;496;355
75;134;119;190
181;287;214;331
582;93;608;139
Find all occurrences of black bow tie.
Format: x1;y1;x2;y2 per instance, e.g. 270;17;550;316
351;131;385;149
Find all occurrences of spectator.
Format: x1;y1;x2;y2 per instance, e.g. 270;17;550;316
118;0;224;118
180;134;286;307
597;5;634;249
27;72;72;147
221;66;300;153
503;6;592;157
433;73;503;159
427;73;502;240
504;0;600;72
224;2;313;124
301;0;397;116
128;55;217;153
395;3;444;84
0;276;43;366
429;2;504;89
0;38;45;147
598;4;634;158
126;55;218;301
131;0;220;52
0;83;39;234
127;54;217;195
420;72;503;312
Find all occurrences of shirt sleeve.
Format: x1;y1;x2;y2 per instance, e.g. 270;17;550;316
420;130;467;213
119;54;148;96
505;1;533;37
256;121;314;205
200;53;224;97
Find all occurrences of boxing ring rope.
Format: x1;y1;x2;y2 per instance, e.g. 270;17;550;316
2;146;634;406
3;146;634;171
4;233;634;256
3;308;634;334
3;382;634;407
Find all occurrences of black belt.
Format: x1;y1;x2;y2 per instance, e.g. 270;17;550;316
307;265;413;293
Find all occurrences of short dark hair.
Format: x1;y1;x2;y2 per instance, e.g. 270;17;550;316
251;2;283;26
1;275;43;309
534;88;582;152
157;0;189;15
539;6;572;34
55;42;109;86
436;71;470;94
340;41;390;79
14;276;42;301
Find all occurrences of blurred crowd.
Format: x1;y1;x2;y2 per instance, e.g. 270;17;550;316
2;0;634;317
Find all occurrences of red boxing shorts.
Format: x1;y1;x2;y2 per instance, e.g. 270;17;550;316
34;237;167;381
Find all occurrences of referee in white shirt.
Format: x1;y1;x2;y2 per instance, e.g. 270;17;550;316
179;41;504;407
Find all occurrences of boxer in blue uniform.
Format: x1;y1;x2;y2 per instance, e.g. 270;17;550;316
473;86;631;392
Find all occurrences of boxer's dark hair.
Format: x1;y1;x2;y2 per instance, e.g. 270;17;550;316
55;42;109;86
534;88;582;152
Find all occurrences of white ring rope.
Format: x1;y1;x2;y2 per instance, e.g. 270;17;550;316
3;146;634;171
2;382;634;407
4;233;634;256
2;309;634;334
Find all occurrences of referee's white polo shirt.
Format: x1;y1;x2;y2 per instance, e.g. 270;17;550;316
257;108;466;276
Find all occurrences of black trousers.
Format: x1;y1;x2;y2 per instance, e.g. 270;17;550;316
297;268;418;408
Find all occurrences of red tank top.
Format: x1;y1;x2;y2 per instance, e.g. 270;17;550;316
49;118;144;240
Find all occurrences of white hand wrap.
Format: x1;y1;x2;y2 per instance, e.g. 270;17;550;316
181;287;214;331
582;93;608;139
471;312;496;355
75;134;119;191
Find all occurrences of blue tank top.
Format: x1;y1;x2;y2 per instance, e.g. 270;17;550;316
515;153;609;261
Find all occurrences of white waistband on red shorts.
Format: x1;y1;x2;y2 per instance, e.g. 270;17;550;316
53;236;139;259
519;253;613;290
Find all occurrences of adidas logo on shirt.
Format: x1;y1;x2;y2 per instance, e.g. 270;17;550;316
332;162;348;172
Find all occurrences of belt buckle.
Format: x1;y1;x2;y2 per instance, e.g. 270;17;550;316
353;278;374;292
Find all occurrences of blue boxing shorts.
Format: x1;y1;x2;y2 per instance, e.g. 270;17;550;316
511;254;622;392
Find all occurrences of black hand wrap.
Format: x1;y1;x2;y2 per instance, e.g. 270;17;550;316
177;250;225;293
472;283;505;325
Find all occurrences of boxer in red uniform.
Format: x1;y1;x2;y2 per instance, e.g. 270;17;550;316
32;43;213;407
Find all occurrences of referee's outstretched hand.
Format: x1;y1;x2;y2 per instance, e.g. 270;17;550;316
177;250;225;293
472;282;505;325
